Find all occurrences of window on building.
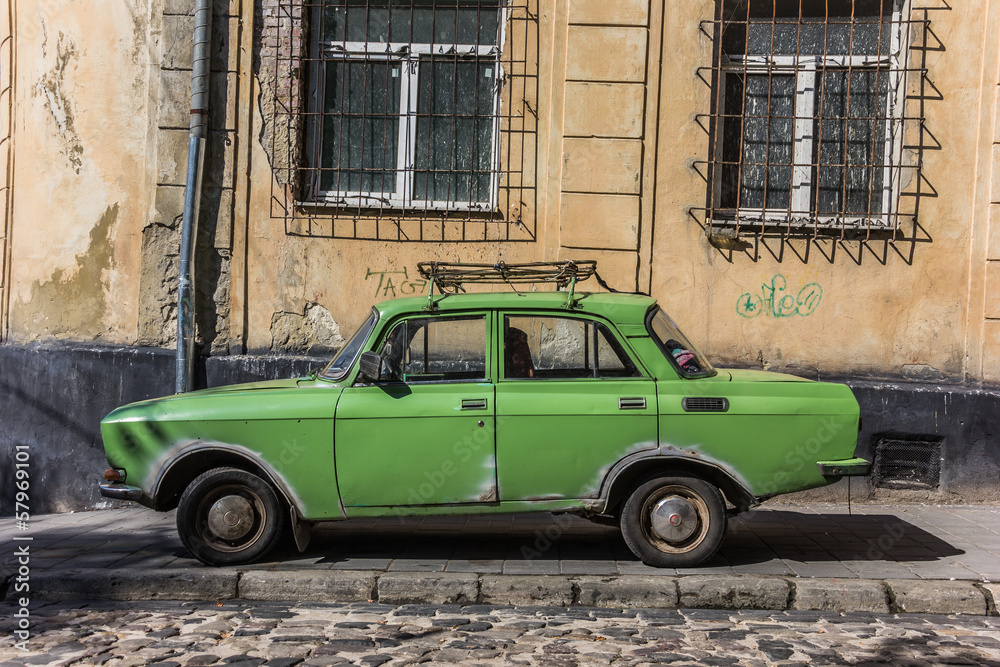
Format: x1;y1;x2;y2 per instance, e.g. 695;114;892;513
708;0;914;230
305;0;503;211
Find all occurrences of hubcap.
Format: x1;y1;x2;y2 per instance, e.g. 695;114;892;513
207;495;255;540
649;495;699;542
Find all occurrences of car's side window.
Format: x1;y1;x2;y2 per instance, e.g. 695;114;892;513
503;316;640;380
382;316;487;383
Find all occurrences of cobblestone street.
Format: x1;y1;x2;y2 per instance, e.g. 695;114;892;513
3;600;1000;667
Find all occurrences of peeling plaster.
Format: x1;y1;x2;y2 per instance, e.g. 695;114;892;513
34;30;84;173
12;204;118;340
270;302;346;354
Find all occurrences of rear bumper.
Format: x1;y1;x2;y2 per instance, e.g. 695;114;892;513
817;458;871;477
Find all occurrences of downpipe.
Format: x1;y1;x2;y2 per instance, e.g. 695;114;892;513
176;0;212;394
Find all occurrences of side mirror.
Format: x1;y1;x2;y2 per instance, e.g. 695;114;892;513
358;351;384;382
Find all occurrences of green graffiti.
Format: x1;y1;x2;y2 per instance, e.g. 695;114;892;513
737;275;822;319
365;267;427;298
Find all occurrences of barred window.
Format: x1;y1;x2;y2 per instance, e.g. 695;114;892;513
706;0;917;232
305;0;503;211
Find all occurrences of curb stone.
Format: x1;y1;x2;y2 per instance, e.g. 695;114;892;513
790;578;888;614
6;568;998;616
980;583;1000;615
678;575;789;611
377;572;478;605
26;568;239;601
887;579;988;615
240;570;376;602
574;575;678;609
480;575;574;607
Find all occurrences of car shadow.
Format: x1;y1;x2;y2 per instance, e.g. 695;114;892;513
278;510;964;568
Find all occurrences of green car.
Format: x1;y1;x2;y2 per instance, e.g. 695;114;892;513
99;262;868;567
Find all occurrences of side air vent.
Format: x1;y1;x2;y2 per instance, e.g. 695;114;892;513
682;397;729;413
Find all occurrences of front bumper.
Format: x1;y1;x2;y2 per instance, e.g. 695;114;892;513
99;482;146;502
816;457;872;477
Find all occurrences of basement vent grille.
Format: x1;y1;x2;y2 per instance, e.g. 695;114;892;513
682;397;729;413
872;438;942;490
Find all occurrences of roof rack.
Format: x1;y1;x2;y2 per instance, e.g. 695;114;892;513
416;260;598;309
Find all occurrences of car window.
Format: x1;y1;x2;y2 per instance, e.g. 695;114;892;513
647;307;716;378
383;316;487;383
504;316;640;380
320;309;377;380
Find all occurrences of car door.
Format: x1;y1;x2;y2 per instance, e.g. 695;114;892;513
334;312;498;507
495;313;658;501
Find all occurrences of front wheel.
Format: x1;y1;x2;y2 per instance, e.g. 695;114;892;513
619;475;726;568
177;467;284;565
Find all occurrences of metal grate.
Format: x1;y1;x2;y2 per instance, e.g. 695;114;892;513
260;0;538;242
695;0;931;241
872;437;941;490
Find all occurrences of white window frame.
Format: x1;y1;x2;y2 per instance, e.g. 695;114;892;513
309;39;504;211
714;0;909;228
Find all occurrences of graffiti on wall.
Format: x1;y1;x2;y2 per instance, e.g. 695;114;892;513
737;274;823;319
366;267;427;298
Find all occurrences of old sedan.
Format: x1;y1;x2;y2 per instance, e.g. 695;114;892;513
99;262;868;567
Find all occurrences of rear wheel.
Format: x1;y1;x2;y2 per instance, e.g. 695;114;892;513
177;467;284;565
619;474;726;567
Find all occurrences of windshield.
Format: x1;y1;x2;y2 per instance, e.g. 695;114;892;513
319;309;377;380
647;308;716;378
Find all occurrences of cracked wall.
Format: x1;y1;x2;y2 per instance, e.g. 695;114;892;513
7;1;153;345
270;302;345;355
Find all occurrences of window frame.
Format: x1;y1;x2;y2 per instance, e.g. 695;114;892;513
366;312;494;385
711;0;911;229
305;14;506;211
499;312;649;382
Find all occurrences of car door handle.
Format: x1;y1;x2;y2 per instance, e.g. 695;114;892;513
618;397;646;410
461;398;488;410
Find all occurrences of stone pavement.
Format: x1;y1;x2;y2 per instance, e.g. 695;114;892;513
2;504;999;615
4;599;1000;667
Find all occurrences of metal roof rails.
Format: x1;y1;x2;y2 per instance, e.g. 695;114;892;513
416;260;599;310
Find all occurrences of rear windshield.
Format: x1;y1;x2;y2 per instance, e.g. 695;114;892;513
320;310;377;380
647;308;716;378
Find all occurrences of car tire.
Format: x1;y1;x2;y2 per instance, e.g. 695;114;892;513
619;474;726;568
176;467;285;566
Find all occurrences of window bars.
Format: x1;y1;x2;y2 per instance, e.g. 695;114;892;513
698;0;927;239
261;0;538;241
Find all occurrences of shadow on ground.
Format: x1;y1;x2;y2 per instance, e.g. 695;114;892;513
276;510;964;568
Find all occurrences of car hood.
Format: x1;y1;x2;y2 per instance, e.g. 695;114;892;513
101;377;346;425
724;368;813;383
185;378;306;395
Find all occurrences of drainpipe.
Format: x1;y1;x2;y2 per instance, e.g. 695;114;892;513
176;0;212;393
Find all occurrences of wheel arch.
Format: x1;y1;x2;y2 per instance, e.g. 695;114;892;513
600;453;757;517
150;442;303;515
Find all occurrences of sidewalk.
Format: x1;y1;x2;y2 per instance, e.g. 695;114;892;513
3;504;999;615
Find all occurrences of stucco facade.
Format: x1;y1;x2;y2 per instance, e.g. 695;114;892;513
1;0;999;511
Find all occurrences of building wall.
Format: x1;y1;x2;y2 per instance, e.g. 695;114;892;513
1;0;999;511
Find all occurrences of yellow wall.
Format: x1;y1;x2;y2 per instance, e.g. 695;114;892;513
4;0;1000;385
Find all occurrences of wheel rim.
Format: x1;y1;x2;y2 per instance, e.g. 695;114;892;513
195;483;267;553
639;485;710;554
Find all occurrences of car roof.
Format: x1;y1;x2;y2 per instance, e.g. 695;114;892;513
372;291;658;325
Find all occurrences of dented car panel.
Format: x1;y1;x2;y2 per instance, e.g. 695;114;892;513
100;289;866;567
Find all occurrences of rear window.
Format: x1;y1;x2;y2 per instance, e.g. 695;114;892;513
647;308;716;378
